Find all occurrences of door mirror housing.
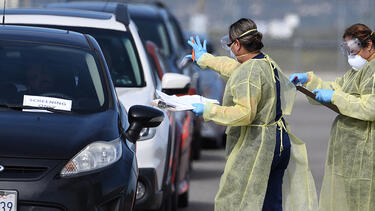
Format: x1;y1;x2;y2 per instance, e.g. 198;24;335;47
161;73;191;95
126;105;164;143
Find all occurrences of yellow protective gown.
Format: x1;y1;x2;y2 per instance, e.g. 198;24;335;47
305;59;375;211
197;53;318;211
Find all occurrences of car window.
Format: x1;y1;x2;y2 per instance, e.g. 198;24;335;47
132;18;171;57
34;26;146;88
168;16;186;48
146;53;161;89
83;29;145;88
0;39;109;113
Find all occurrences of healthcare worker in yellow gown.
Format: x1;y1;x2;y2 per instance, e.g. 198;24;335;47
187;18;317;211
290;23;375;211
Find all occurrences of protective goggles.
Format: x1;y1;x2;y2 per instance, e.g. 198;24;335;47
339;38;361;56
221;28;257;51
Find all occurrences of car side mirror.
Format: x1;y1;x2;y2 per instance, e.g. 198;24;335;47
161;73;191;95
126;105;164;143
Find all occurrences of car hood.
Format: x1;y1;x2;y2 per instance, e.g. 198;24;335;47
0;110;119;159
116;87;155;111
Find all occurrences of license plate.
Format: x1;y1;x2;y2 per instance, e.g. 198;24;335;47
0;190;17;211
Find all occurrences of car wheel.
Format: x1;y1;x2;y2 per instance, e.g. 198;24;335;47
215;134;225;149
170;158;179;211
191;117;202;160
158;184;177;211
222;133;227;148
178;191;189;208
170;186;178;211
158;190;170;211
191;136;201;160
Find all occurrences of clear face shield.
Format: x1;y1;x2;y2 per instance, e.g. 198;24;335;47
220;35;232;51
339;38;362;56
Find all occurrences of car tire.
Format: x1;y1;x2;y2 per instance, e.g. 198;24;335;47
191;117;202;160
215;134;225;149
170;186;178;211
222;133;227;148
178;191;189;208
170;151;179;211
191;135;201;160
158;184;177;211
157;190;170;211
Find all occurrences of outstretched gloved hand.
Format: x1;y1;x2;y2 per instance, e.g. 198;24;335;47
313;89;334;104
192;103;204;116
289;73;308;85
187;35;207;62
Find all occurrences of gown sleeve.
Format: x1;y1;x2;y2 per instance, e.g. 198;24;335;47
304;71;345;105
197;53;241;80
305;71;344;91
331;67;375;121
202;62;262;126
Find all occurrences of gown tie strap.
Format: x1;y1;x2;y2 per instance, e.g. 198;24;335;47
250;118;287;155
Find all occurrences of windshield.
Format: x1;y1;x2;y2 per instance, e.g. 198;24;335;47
42;27;145;88
132;18;171;57
0;39;109;113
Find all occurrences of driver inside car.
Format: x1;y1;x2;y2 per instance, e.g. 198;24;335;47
26;63;57;95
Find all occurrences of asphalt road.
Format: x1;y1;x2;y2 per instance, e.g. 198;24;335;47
181;92;338;211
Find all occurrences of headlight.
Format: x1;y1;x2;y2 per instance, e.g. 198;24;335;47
60;138;122;177
138;128;156;141
136;181;146;200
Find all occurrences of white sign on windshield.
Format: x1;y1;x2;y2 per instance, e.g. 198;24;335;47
23;95;72;111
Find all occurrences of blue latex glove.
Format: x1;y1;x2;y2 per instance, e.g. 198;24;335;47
192;103;204;116
313;89;334;104
186;35;207;62
289;73;308;85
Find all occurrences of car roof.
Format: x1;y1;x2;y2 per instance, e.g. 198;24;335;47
46;2;131;24
3;8;127;32
0;24;90;49
47;1;164;20
47;1;120;13
128;4;165;20
6;8;112;19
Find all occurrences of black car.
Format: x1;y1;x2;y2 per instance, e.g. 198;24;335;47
0;25;164;211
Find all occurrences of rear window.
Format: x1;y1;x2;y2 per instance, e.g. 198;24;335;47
0;39;109;113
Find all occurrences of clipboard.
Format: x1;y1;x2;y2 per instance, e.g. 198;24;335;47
296;85;341;114
150;99;193;112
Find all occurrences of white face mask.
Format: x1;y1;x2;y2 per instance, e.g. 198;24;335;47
348;54;368;71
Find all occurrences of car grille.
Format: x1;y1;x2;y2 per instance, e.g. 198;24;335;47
0;165;48;180
0;157;62;181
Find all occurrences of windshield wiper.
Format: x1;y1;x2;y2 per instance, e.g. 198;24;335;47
0;104;74;114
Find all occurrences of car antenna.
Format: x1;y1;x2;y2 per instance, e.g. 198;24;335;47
2;0;6;25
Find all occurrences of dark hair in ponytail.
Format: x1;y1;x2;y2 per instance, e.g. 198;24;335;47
343;23;375;48
229;18;264;52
